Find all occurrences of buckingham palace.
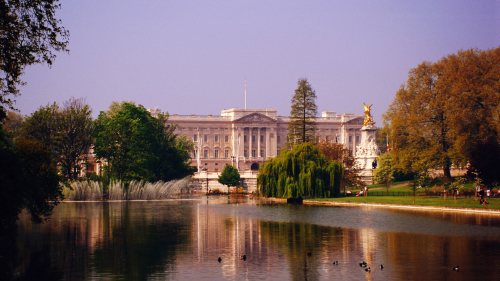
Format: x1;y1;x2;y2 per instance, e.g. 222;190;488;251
151;107;366;191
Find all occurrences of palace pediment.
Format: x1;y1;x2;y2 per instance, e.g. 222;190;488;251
234;113;277;123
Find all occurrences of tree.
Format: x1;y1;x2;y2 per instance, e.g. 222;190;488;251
53;98;94;180
373;153;394;194
0;0;69;109
1;128;62;234
20;98;94;180
94;102;194;185
0;110;23;145
218;165;240;193
287;78;317;144
150;112;195;182
258;143;343;198
384;47;500;183
316;140;363;191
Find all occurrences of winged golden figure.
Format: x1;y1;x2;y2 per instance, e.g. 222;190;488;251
363;103;372;118
363;103;374;126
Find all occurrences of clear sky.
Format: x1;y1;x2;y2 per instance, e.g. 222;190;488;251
15;0;500;124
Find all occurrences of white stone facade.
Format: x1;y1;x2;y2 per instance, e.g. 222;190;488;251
164;108;365;173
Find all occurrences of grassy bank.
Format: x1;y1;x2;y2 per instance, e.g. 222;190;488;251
310;196;500;210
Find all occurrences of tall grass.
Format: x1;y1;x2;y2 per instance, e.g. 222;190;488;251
62;177;193;200
62;181;103;200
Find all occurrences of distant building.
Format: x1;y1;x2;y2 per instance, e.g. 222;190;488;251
162;108;365;175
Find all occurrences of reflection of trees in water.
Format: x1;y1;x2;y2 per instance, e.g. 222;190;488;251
259;221;345;281
92;202;193;280
11;202;193;281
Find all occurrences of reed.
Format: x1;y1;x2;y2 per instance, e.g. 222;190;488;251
63;177;193;200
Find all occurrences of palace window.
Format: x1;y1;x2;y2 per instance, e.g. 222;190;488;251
225;150;229;158
277;136;281;143
252;135;255;142
244;150;248;157
204;150;208;158
260;150;264;157
260;135;264;142
193;135;197;141
349;136;352;143
215;135;219;142
244;135;247;142
356;136;360;143
193;150;197;157
225;135;229;142
252;150;256;157
204;135;208;142
214;150;219;158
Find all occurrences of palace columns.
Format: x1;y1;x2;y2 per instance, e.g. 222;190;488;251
265;128;270;158
248;127;252;158
257;128;261;158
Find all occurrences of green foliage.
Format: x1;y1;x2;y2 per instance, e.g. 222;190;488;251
316;140;363;189
0;129;62;233
257;143;343;198
373;153;394;193
0;0;69;109
20;98;95;180
287;78;317;144
446;177;466;194
93;102;194;186
218;165;240;191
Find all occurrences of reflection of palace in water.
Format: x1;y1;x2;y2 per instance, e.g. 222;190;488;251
182;201;388;280
15;202;500;280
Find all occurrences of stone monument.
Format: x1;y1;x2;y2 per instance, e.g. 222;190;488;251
355;103;380;183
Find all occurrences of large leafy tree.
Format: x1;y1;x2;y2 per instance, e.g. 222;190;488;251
20;98;94;180
258;143;343;198
1;124;62;234
0;0;69;109
384;47;500;183
287;78;317;144
94;102;194;185
218;164;240;193
316;140;362;191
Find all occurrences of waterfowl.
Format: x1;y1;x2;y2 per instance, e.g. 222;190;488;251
380;264;384;269
218;257;222;263
365;267;371;272
333;261;338;265
453;266;459;272
359;261;367;267
241;255;246;261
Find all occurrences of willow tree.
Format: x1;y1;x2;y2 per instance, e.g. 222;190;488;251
257;143;343;198
384;47;500;183
287;78;317;144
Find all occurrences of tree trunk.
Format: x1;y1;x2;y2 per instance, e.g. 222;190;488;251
443;162;452;181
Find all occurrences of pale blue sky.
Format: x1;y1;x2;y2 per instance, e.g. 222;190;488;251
16;0;500;124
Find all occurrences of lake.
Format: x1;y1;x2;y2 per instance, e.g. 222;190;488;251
10;197;500;280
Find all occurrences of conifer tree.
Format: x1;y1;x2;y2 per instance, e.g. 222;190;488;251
287;78;317;144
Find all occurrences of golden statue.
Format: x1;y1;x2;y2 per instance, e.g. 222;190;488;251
363;103;374;126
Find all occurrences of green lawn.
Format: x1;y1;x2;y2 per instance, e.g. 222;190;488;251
311;196;500;210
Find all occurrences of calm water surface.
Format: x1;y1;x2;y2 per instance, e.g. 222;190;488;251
12;197;500;280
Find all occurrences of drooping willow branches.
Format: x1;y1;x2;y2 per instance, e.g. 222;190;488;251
257;143;343;198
